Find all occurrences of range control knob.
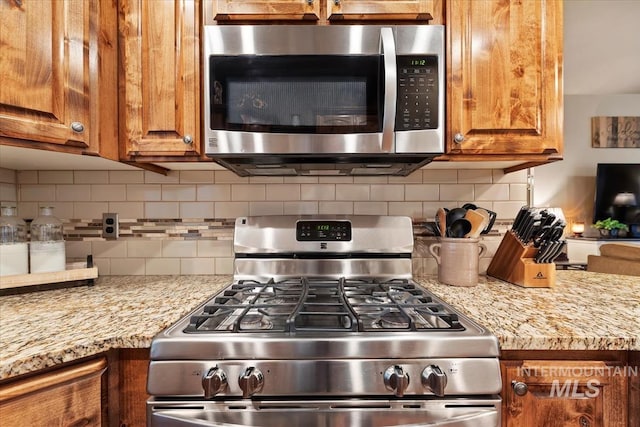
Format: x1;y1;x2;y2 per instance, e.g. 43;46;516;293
202;367;227;399
421;365;448;397
239;367;264;398
383;365;410;397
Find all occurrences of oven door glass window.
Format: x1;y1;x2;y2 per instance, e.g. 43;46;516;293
209;55;384;134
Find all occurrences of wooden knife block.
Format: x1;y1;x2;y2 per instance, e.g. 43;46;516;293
487;231;555;288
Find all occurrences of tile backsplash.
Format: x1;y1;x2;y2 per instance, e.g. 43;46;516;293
1;167;526;276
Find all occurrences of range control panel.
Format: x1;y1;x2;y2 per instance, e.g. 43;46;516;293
296;220;352;241
395;55;439;131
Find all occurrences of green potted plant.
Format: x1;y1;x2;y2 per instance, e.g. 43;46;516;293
593;217;629;237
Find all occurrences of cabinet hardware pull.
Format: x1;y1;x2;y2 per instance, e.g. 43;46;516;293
334;0;340;5
306;0;313;4
71;122;85;133
183;135;193;144
453;133;465;144
511;380;528;396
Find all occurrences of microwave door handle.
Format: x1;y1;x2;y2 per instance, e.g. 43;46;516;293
380;27;397;153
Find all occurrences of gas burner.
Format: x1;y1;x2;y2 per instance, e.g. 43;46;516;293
375;310;410;329
239;313;273;331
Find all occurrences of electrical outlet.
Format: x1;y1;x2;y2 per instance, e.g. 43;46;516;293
102;213;119;239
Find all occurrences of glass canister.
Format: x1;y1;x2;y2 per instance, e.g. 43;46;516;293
0;206;29;276
30;206;66;273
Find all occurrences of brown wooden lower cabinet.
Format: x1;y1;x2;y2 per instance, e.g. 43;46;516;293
0;357;107;427
501;351;629;427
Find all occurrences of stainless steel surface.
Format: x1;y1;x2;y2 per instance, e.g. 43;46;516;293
182;135;193;145
149;398;501;427
453;133;465;144
70;122;84;133
148;215;501;427
203;25;444;176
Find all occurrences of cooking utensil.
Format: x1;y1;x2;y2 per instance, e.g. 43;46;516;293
464;209;489;238
476;207;497;234
436;208;447;237
448;218;472;238
446;208;467;228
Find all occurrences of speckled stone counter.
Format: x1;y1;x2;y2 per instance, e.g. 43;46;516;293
1;271;638;381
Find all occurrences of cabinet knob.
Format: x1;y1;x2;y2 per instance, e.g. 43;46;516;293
71;122;85;133
183;134;193;144
511;380;528;396
334;0;340;5
453;133;465;144
307;0;313;4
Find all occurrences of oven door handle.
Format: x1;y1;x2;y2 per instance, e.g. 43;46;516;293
380;27;397;153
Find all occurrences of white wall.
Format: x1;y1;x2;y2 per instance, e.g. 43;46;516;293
533;0;640;228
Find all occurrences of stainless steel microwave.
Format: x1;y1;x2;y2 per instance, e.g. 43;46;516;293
204;25;444;176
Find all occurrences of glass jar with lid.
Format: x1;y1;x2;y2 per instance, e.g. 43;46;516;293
30;206;66;273
0;206;29;276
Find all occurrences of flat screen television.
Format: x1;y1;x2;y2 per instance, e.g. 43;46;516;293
593;163;640;226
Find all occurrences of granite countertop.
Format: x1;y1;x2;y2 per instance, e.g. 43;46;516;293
1;271;639;380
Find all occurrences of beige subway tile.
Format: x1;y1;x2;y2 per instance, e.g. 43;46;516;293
319;201;353;215
249;201;284;215
214;170;249;184
249;176;284;184
283;201;318;215
439;184;474;201
232;184;265;201
91;184;127;201
458;169;493;184
319;176;353;184
421;169;457;183
389;170;423;184
354;202;388;215
163;240;197;257
300;184;335;201
17;171;38;184
146;258;180;275
509;183;528;201
110;258;145;275
144;170;179;184
65;241;93;258
0;183;17;202
266;184;301;201
73;202;108;219
127;240;162;258
474;184;509;201
20;184;56;202
16;202;38;219
43;202;73;219
162;184;196;201
370;184;404;201
197;184;231;201
109;170;144;184
353;176;388;184
180;170;214;183
215;201;249;218
56;185;91;201
284;176;318;184
107;202;144;219
388;202;423;218
492;201;526;219
145;202;180;218
423;202;445;219
74;171;109;184
198;240;233;257
336;184;369;201
181;258;216;275
92;240;128;258
127;184;161;201
404;184;439;201
215;258;234;275
93;258;110;275
40;171;73;184
180;202;214;218
492;168;528;184
0;168;16;183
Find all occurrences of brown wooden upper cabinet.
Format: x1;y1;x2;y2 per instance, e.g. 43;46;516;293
444;0;563;160
0;0;117;159
206;0;442;23
119;0;202;160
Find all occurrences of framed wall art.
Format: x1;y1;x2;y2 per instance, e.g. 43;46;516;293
591;116;640;148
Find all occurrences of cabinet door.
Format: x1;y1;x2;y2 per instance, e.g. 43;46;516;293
208;0;320;21
502;360;627;427
0;0;93;149
446;0;562;157
328;0;439;22
0;358;107;427
119;0;201;159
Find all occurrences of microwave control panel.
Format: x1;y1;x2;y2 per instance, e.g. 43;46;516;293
395;55;439;131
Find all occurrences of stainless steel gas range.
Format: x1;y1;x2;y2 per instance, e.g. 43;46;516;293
147;215;502;427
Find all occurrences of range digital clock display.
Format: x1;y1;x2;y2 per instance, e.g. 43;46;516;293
296;221;352;241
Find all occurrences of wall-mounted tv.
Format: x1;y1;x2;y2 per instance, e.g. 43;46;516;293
593;163;640;225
